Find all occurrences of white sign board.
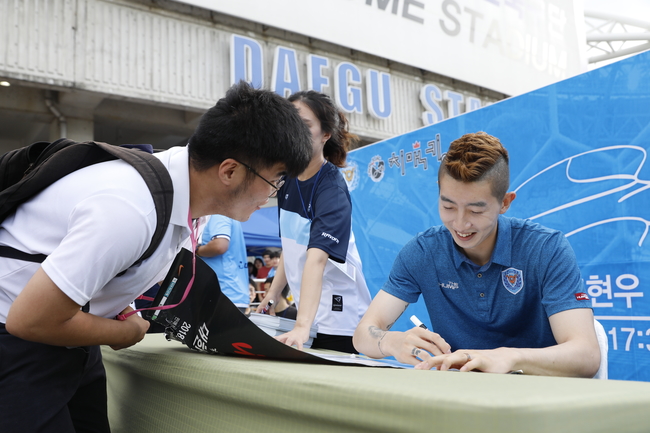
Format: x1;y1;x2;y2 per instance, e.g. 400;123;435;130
173;0;586;96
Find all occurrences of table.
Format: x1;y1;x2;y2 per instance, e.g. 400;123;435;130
102;334;650;433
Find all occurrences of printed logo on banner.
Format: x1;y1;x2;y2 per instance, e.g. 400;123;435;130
367;155;385;182
389;141;427;176
501;268;524;295
514;145;650;250
426;134;446;162
388;134;446;176
340;161;359;191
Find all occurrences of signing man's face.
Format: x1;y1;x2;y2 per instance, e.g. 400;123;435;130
438;172;514;266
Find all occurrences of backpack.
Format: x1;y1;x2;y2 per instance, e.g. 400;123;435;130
0;138;174;271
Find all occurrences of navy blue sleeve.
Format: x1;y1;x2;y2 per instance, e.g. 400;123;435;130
308;172;351;263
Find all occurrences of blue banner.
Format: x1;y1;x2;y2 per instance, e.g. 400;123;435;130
342;50;650;381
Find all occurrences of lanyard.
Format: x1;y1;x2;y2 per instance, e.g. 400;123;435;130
296;161;326;222
117;208;198;320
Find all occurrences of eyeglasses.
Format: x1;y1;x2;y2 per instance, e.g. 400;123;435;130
234;159;285;197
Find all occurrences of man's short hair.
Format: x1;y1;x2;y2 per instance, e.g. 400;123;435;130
262;249;273;258
438;131;510;200
270;251;280;259
188;81;312;178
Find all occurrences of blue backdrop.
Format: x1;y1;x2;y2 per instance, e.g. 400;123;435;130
341;50;650;382
241;206;281;256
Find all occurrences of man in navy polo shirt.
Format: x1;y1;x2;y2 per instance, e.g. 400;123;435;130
353;132;601;377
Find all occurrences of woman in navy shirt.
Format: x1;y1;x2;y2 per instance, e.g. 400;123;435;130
257;91;371;353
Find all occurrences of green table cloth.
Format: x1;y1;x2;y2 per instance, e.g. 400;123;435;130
102;334;650;433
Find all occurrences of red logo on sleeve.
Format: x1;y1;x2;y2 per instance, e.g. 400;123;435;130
575;292;590;301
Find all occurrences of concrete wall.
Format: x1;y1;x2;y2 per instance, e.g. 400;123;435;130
0;0;506;151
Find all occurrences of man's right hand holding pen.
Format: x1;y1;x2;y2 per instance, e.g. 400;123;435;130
373;320;451;366
353;293;452;365
403;314;452;364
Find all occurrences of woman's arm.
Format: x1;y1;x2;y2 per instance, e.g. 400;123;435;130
275;247;329;350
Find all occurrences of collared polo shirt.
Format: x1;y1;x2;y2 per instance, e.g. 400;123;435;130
382;216;591;350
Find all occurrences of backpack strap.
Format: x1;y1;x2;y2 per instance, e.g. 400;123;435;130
0;139;117;223
0;140;174;269
0;246;46;263
93;142;174;266
0;140;51;190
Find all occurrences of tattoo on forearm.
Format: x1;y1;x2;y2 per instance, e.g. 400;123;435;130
386;304;408;330
369;326;388;357
368;326;384;338
378;332;388;357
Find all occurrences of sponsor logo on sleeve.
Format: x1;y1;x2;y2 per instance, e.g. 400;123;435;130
321;232;340;244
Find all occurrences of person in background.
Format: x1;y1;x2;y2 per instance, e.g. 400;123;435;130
196;215;250;314
267;250;281;278
247;278;258;313
256;249;274;279
253;257;264;278
257;90;371;354
0;82;312;432
258;276;296;319
353;132;600;377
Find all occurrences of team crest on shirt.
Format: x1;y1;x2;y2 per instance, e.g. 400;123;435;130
501;267;524;295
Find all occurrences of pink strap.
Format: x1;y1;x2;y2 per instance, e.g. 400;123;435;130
116;209;198;321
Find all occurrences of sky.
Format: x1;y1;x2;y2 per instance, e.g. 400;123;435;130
584;0;650;18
